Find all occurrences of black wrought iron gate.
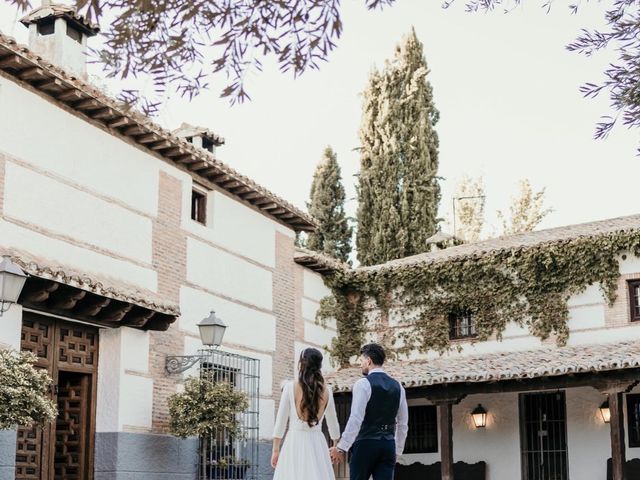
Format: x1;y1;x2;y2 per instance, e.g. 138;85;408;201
519;391;569;480
198;350;260;480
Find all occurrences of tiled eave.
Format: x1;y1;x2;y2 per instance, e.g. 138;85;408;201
294;248;348;274
327;339;640;393
10;250;179;331
0;33;316;232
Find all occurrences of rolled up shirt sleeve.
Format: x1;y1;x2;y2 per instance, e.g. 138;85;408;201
336;378;371;452
325;386;341;441
394;385;409;456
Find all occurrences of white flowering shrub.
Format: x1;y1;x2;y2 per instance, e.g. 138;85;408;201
168;377;248;439
0;349;57;429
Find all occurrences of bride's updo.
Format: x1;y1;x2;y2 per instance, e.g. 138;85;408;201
298;348;325;428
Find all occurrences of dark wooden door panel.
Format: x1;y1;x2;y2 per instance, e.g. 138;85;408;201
15;313;98;480
55;372;90;480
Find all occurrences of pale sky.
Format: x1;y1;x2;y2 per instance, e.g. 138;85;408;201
1;1;638;237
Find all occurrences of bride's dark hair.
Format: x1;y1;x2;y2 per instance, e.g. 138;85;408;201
298;348;325;427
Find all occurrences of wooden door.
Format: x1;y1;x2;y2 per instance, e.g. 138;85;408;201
15;313;99;480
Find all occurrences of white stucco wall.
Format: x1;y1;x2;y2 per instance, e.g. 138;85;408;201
180;286;276;352
95;327;154;432
4;162;153;262
0;75;159;216
0;218;157;291
186;237;273;311
0;305;23;350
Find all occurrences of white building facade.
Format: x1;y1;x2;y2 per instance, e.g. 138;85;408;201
328;217;640;480
0;5;337;480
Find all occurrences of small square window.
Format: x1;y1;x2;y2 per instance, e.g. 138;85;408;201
191;189;207;225
449;309;476;340
404;405;438;453
66;24;82;43
37;20;55;36
628;281;640;322
627;394;640;447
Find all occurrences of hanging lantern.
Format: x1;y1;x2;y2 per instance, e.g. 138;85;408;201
599;400;611;424
471;404;488;428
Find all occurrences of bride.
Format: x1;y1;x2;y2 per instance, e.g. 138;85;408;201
271;347;340;479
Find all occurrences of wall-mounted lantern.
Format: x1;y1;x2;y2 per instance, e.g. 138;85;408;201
599;400;611;424
472;404;488;428
197;310;227;347
0;255;27;316
166;309;227;374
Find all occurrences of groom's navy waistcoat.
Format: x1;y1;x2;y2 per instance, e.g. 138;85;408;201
355;372;401;443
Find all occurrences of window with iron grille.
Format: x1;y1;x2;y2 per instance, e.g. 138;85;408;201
404;405;438;454
627;394;640;448
448;309;476;340
191;189;207;225
628;280;640;322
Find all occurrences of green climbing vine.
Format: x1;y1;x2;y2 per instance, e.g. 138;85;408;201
317;230;640;367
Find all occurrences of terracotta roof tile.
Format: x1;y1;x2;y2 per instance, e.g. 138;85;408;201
6;248;179;316
327;339;640;392
360;214;640;272
294;247;348;274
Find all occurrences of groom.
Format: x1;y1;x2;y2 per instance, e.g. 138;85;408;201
329;343;408;480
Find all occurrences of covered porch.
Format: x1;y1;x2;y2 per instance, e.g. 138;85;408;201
328;340;640;480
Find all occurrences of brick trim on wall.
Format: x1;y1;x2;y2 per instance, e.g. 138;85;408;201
149;172;188;432
272;232;296;405
605;272;640;328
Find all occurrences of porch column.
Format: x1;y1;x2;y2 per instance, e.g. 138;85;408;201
609;392;626;480
437;401;454;480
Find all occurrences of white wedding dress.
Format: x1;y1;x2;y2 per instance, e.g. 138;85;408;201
273;381;340;480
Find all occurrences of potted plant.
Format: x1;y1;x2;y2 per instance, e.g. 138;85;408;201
208;456;250;479
0;349;57;429
168;377;248;480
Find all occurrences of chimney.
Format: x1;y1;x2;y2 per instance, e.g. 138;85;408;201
173;123;225;156
20;0;99;78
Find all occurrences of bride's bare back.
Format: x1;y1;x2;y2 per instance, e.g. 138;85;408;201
293;381;330;423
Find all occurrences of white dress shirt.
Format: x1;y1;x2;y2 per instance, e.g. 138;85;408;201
337;368;409;456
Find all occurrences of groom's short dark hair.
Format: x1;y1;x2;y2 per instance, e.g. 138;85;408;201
360;343;386;366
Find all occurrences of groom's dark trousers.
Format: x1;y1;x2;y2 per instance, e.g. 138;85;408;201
349;438;396;480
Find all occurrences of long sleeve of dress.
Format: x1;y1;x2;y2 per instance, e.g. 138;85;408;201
324;387;341;441
273;382;291;439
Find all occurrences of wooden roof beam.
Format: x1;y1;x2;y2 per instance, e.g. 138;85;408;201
150;140;173;151
137;133;162;144
189;161;212;171
261;203;279;211
37;77;64;91
253;197;273;206
0;54;26;69
164;147;187;158
123;125;147;136
57;89;84;102
221;180;243;189
242;192;264;200
108;116;131;129
91;107;116;120
176;155;198;164
18;66;48;81
75;98;103;110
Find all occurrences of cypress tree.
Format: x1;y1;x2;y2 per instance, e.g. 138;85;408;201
356;27;441;266
305;146;352;263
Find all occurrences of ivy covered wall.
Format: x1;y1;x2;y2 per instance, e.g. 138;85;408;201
317;230;640;367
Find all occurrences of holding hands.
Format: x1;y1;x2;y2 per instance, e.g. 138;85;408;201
329;446;345;465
